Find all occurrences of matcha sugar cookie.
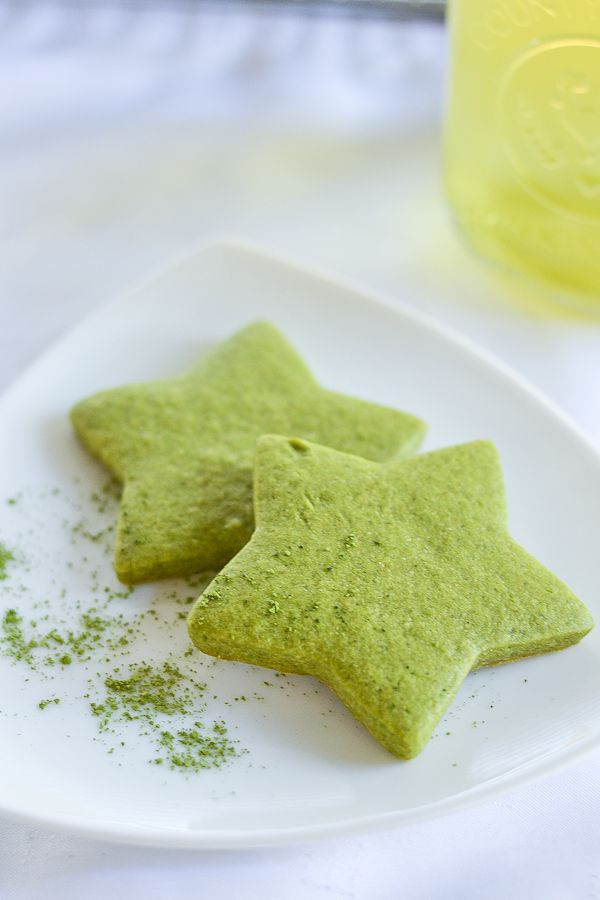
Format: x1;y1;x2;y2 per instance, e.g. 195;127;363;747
188;436;593;760
71;322;425;583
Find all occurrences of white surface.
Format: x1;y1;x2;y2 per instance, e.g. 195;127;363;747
1;3;600;898
2;239;600;849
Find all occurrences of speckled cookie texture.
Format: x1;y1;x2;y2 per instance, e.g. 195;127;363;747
188;435;594;759
70;322;426;583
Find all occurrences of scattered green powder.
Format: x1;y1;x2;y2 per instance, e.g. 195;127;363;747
71;520;114;546
1;609;37;665
0;480;245;775
0;544;14;581
90;660;239;773
39;697;61;711
0;606;135;668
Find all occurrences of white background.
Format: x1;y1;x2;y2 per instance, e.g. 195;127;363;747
1;3;599;898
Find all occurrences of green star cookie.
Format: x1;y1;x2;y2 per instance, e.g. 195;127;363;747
71;322;425;583
188;435;594;759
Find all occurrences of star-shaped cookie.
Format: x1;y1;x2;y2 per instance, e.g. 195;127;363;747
71;322;425;583
188;435;593;759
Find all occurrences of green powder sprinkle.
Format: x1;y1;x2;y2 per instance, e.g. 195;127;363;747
0;480;247;776
1;609;38;665
103;661;194;721
0;544;14;581
90;661;240;773
38;697;61;711
156;721;237;772
1;607;135;669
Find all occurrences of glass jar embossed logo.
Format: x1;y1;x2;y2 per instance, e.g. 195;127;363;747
500;40;600;224
445;0;600;303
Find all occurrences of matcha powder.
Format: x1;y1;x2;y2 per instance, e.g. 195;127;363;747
0;481;245;775
92;661;239;772
0;543;14;580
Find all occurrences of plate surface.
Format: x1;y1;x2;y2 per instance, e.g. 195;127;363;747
0;239;599;848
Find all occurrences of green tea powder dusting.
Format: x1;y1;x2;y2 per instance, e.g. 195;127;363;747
0;481;245;775
38;697;61;711
1;608;36;665
0;543;14;580
92;661;239;772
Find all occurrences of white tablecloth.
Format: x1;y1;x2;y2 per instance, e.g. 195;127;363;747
1;5;599;898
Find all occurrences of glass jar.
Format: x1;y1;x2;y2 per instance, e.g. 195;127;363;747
444;1;600;307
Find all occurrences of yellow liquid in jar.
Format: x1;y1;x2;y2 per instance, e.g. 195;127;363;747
445;0;600;304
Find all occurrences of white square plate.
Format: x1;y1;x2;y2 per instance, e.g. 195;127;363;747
0;239;598;847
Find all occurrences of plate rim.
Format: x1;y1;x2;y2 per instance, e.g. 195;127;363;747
0;728;599;849
1;234;599;848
